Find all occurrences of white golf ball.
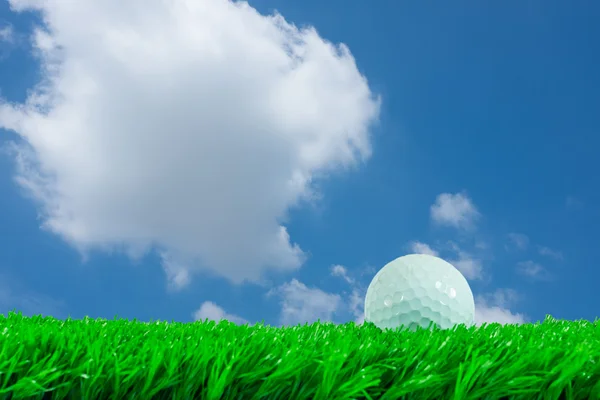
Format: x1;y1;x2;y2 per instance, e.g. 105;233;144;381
364;254;475;331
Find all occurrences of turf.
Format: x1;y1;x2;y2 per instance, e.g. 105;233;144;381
0;312;598;399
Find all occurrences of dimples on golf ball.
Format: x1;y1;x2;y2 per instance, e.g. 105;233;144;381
364;254;475;331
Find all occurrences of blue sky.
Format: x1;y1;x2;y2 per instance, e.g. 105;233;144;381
0;0;598;327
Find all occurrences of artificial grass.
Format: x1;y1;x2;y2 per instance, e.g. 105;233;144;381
0;312;598;399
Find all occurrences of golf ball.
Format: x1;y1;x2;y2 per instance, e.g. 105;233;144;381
364;254;475;331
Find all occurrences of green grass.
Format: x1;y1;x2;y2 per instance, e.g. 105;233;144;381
0;312;598;399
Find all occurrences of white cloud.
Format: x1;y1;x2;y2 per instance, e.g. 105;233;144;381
517;260;552;280
474;241;489;250
330;264;354;284
330;265;366;324
192;301;247;325
447;243;483;280
0;0;380;288
451;255;482;280
430;192;480;230
268;279;342;325
507;233;529;250
408;241;439;257
160;252;191;291
538;246;563;260
475;304;526;325
0;23;18;60
348;287;364;324
475;289;526;325
0;25;13;43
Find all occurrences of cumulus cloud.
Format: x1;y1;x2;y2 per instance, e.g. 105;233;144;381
538;246;563;260
348;288;364;324
0;22;18;60
430;192;480;230
0;24;13;43
517;260;552;281
268;279;342;325
160;252;191;291
329;265;367;324
475;289;526;325
408;241;439;256
447;243;483;280
506;233;529;250
330;264;354;284
452;256;482;280
0;0;380;287
192;301;247;325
